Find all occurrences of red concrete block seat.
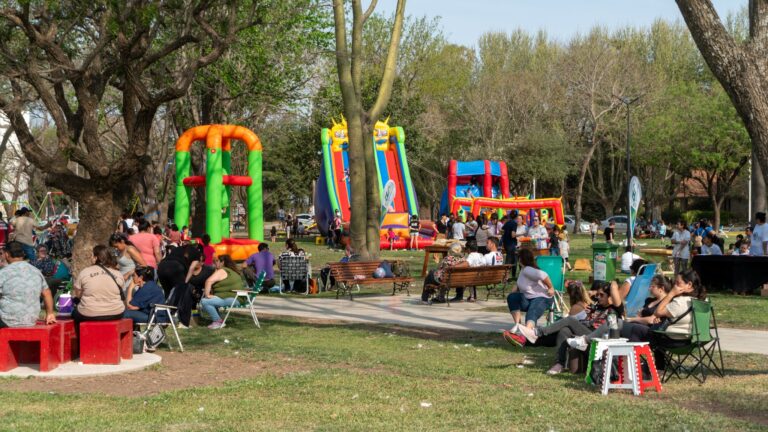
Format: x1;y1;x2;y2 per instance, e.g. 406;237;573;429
56;319;77;362
0;323;63;372
79;319;133;365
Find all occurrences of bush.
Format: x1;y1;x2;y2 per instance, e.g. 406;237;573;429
680;210;733;225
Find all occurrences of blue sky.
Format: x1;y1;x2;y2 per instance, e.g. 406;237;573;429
377;0;744;46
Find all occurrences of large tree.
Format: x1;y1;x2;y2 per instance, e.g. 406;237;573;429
0;1;256;270
331;0;406;259
676;0;768;216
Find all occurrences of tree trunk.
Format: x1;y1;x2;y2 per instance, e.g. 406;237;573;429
69;190;125;273
753;148;767;216
573;138;600;233
712;196;722;232
347;106;370;260
362;117;381;258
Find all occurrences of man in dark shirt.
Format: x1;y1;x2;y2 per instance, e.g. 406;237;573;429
604;221;615;243
501;212;519;278
242;243;276;292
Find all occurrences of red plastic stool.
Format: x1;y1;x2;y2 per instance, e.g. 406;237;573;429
633;344;662;394
79;319;133;365
0;323;63;372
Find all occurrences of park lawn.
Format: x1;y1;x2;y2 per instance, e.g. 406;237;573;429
1;316;766;431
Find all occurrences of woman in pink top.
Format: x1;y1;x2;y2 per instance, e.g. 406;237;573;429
201;234;216;265
129;219;162;268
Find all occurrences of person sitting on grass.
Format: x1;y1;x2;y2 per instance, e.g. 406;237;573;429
72;245;126;327
124;266;166;325
422;243;468;304
502;248;555;344
506;280;623;375
242;243;276;292
0;241;56;328
201;254;243;330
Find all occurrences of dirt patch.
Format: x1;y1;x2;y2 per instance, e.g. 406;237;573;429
0;351;309;397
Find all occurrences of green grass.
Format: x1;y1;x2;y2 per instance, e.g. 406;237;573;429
2;316;767;430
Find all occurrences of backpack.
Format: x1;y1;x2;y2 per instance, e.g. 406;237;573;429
391;260;410;278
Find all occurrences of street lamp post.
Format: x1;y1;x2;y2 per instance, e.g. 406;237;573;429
618;96;640;251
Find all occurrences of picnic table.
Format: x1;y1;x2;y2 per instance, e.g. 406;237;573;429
421;244;450;277
639;248;673;271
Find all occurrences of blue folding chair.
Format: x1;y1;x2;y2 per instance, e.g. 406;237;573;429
624;263;658;317
536;255;566;324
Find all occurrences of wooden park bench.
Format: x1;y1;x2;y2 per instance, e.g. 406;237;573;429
428;265;512;306
327;261;413;300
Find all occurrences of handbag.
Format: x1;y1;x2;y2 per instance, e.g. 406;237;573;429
132;331;146;354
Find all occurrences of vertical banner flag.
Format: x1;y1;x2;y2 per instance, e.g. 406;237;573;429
628;176;642;246
380;180;396;226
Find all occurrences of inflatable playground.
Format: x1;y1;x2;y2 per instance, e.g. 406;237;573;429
174;125;263;261
314;118;436;249
440;159;565;226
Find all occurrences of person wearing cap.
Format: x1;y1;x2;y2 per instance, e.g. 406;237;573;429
421;242;468;304
750;212;768;257
11;207;51;261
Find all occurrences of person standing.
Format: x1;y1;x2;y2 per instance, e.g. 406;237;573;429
501;213;519;278
451;216;466;240
603;220;615;244
750;212;768;256
11;207;50;261
590;220;598;243
671;220;691;275
408;214;421;250
130;219;162;269
528;217;548;250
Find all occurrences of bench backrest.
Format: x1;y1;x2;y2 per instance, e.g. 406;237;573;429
442;265;511;287
328;261;382;281
279;255;309;281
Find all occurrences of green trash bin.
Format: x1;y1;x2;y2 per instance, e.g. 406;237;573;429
592;243;619;282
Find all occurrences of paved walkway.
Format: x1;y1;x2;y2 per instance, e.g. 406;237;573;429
241;295;768;355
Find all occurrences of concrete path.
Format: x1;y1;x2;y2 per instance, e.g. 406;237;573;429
240;295;768;356
0;353;161;378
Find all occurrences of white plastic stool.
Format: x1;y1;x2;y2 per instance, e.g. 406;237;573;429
601;342;641;395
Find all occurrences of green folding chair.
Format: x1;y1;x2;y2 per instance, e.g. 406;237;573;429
655;299;724;383
536;255;566;324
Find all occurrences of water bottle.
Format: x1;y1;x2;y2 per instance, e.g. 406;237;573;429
607;311;620;339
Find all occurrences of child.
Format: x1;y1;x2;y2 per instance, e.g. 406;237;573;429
387;228;398;250
270;225;277;243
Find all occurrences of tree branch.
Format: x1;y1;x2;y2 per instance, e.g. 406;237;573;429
362;0;379;23
368;0;406;121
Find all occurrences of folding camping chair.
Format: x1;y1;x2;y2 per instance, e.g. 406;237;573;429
221;271;264;328
654;299;725;383
536;255;566;324
624;263;658;317
278;255;310;294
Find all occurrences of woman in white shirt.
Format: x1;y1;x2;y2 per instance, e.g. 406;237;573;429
504;248;554;336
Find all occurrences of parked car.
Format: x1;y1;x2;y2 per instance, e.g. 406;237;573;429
295;213;315;229
600;215;629;233
564;215;592;233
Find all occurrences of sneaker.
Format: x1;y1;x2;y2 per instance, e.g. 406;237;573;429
546;363;564;375
177;323;189;330
517;325;538;344
207;320;225;329
503;330;526;347
567;336;589;351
